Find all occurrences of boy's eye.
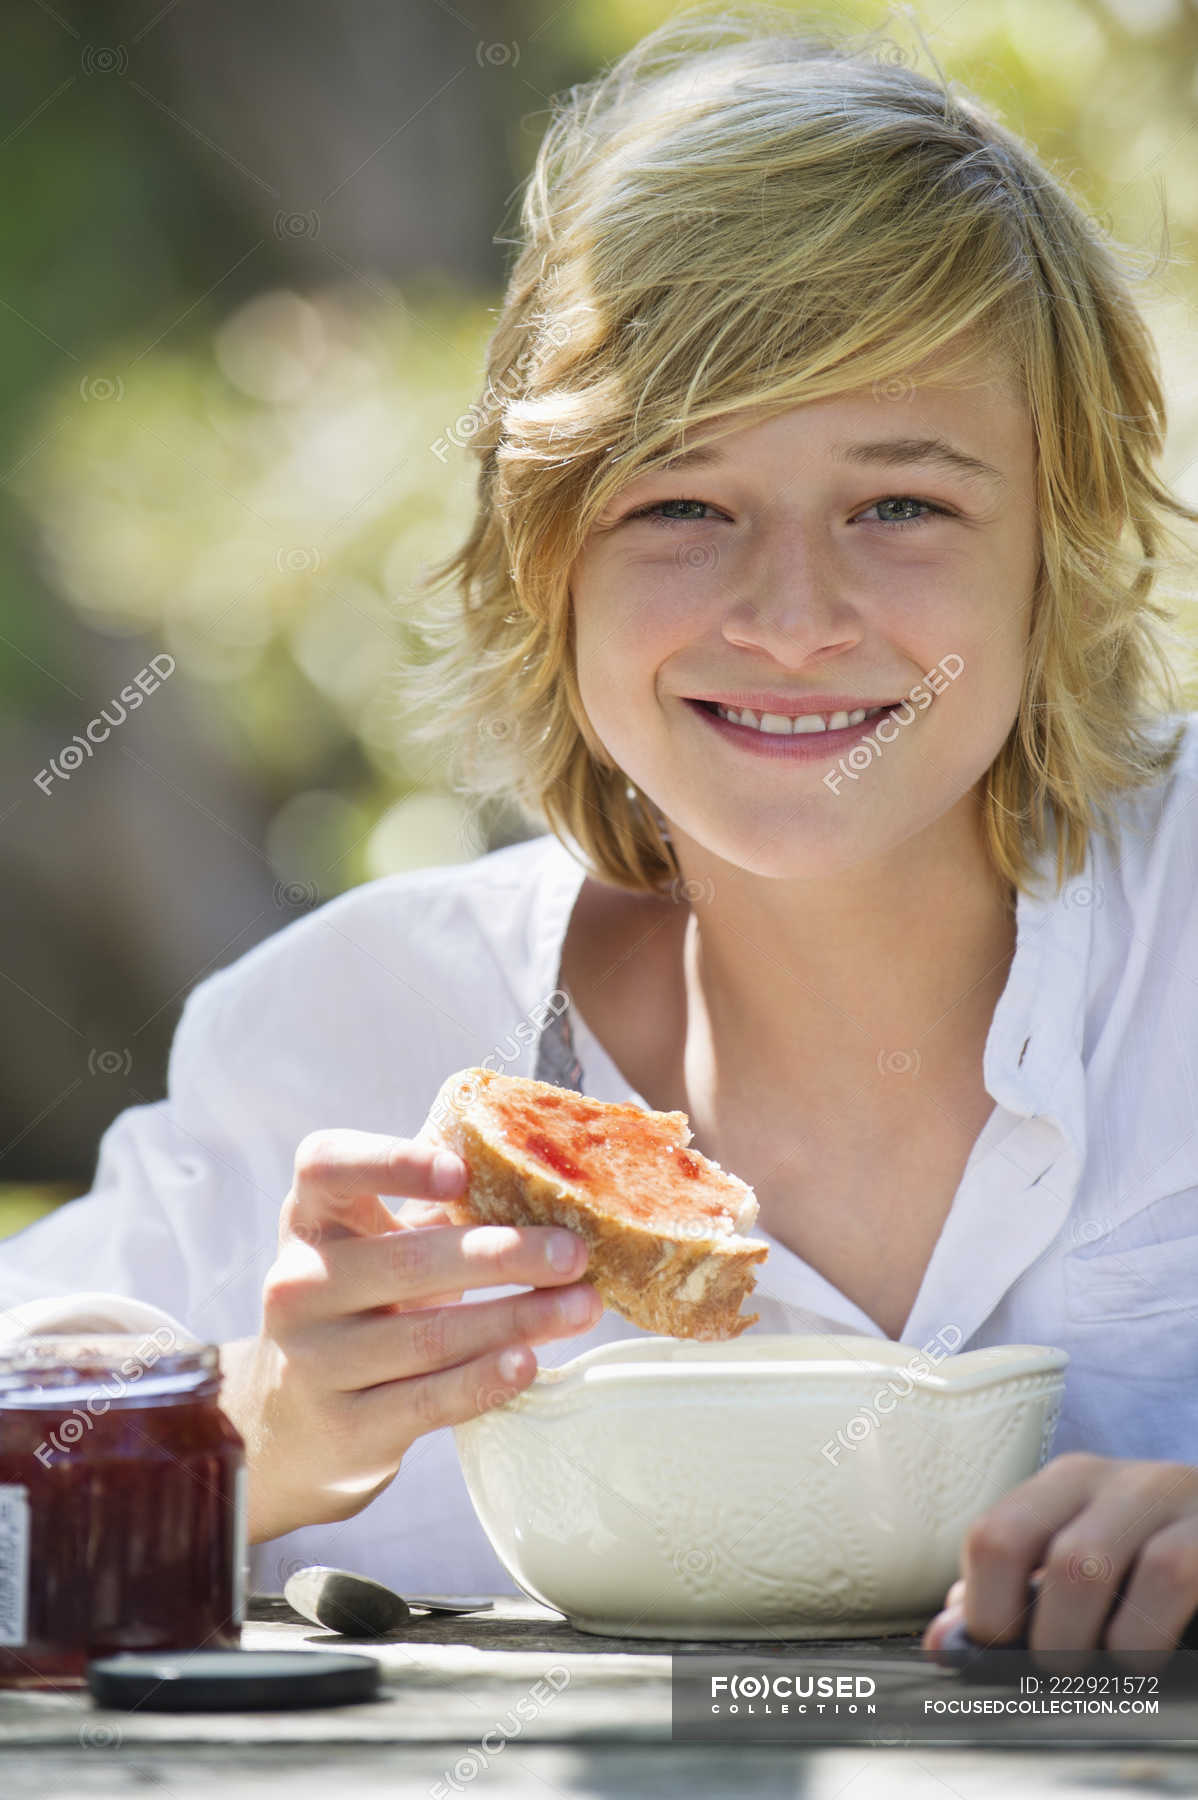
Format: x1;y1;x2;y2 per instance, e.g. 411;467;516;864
856;496;946;528
624;497;719;524
622;494;951;529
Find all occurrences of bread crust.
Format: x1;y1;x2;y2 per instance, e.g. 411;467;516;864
421;1067;768;1340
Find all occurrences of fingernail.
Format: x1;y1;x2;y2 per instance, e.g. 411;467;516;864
556;1287;597;1325
498;1346;528;1383
546;1230;581;1271
431;1151;464;1195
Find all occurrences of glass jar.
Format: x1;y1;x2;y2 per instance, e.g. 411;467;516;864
0;1332;247;1687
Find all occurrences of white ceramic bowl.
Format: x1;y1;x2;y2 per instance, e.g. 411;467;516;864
454;1333;1068;1639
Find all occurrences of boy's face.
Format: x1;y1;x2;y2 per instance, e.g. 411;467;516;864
568;350;1040;878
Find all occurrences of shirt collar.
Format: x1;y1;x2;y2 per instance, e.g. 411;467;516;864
527;828;592;1026
523;820;1094;1345
983;818;1093;1180
527;822;1091;1143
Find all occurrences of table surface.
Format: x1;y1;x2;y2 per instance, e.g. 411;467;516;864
2;1595;1197;1798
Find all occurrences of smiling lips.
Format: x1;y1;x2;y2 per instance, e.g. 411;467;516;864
707;702;891;735
683;695;906;757
686;689;903;729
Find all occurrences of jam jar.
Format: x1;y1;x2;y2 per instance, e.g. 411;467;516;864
0;1331;247;1687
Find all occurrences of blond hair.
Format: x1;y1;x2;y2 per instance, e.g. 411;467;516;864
402;2;1198;901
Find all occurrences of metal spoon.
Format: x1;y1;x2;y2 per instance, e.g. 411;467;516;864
283;1565;494;1638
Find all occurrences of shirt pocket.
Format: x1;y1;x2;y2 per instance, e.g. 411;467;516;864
1046;1190;1198;1473
1064;1232;1198;1323
1061;1211;1198;1387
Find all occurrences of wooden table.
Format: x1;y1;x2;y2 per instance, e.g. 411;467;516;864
2;1595;1196;1797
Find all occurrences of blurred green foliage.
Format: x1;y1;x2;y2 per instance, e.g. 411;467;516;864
11;280;507;890
0;1186;77;1242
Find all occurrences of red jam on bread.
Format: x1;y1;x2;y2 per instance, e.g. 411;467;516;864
423;1068;768;1340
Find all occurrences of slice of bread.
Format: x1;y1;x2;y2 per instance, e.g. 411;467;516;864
420;1066;768;1340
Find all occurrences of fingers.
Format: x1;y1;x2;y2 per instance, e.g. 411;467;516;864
390;1198;464;1302
921;1603;963;1658
921;1573;966;1658
304;1279;602;1392
281;1131;467;1247
1104;1518;1198;1665
960;1453;1107;1652
960;1454;1198;1667
393;1197;458;1229
273;1220;591;1327
351;1333;562;1441
257;1129;605;1538
1030;1463;1198;1665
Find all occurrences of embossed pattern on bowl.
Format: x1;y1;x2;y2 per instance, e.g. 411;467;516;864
454;1334;1068;1639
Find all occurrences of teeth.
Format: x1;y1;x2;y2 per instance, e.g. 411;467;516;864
713;703;889;734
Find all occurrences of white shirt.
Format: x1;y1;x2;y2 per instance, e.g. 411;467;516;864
3;711;1197;1596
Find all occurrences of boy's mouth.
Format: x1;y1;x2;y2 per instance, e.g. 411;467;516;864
688;698;898;737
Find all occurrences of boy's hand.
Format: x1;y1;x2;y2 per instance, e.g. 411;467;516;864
220;1129;602;1543
923;1451;1198;1671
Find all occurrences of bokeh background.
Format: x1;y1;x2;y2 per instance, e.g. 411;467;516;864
3;0;1197;1236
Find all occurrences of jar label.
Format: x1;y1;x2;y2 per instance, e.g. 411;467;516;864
0;1485;30;1647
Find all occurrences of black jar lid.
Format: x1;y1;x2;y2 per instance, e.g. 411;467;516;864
87;1648;381;1711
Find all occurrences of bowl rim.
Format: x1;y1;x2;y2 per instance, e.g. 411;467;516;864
478;1333;1070;1413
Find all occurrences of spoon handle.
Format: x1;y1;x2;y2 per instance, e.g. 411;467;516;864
405;1595;495;1614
